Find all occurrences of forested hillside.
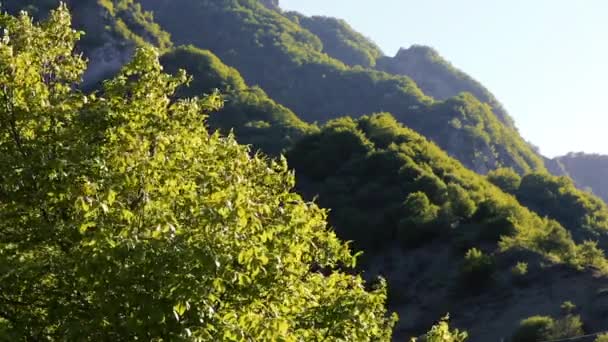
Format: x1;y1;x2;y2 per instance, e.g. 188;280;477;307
376;45;515;128
2;1;608;341
139;0;545;174
160;45;316;154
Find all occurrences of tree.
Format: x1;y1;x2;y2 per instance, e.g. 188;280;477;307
486;167;521;194
0;6;396;340
596;333;608;342
411;315;468;342
512;316;555;342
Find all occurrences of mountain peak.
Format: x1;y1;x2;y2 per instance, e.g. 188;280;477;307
395;44;440;60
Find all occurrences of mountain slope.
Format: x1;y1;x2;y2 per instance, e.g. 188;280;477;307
139;0;545;174
286;112;608;339
376;45;515;128
552;153;608;203
285;12;384;68
160;45;316;154
2;0;171;85
488;168;608;248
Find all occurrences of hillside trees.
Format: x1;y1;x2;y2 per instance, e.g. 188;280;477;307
487;169;608;247
0;6;396;340
288;113;608;272
160;45;316;155
139;0;545;174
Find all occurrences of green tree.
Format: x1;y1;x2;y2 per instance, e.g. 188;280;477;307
512;314;584;342
596;333;608;342
487;167;522;194
460;248;495;288
0;6;396;340
512;316;555;342
398;191;441;244
411;315;468;342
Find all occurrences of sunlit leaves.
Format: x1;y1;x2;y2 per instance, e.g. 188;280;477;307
0;6;395;340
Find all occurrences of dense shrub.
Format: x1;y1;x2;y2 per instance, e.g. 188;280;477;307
460;248;495;287
512;316;555;342
512;314;584;342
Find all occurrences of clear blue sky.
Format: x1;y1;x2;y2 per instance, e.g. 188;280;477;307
281;0;608;157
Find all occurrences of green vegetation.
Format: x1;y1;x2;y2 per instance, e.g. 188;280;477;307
161;45;316;154
512;316;555;342
0;7;396;339
377;45;515;128
511;262;529;278
286;12;383;67
553;152;608;203
460;248;495;287
2;0;171;51
487;167;522;194
410;316;468;342
139;0;545;174
415;93;545;174
4;1;608;340
287;113;608;273
596;333;608;342
488;169;608;247
512;314;584;342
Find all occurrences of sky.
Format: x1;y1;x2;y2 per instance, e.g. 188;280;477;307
280;0;608;157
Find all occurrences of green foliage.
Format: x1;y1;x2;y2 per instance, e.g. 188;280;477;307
376;45;515;129
487;167;522;194
286;12;383;67
554;152;608;203
398;192;441;245
460;248;495;286
596;333;608;342
140;0;545;174
161;45;247;94
3;0;171;51
288;112;606;275
512;316;555;342
514;172;608;246
97;0;171;49
160;45;316;154
511;262;528;277
0;7;396;340
551;315;584;340
561;301;577;314
415;93;545;174
512;314;584;342
411;315;468;342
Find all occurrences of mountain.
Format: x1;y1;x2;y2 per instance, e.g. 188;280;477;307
549;153;608;203
3;1;314;155
488;168;608;248
285;12;384;68
287;113;608;339
139;0;545;174
4;1;608;340
160;45;316;154
376;45;515;129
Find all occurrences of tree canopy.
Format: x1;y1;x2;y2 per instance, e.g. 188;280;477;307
0;6;395;340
